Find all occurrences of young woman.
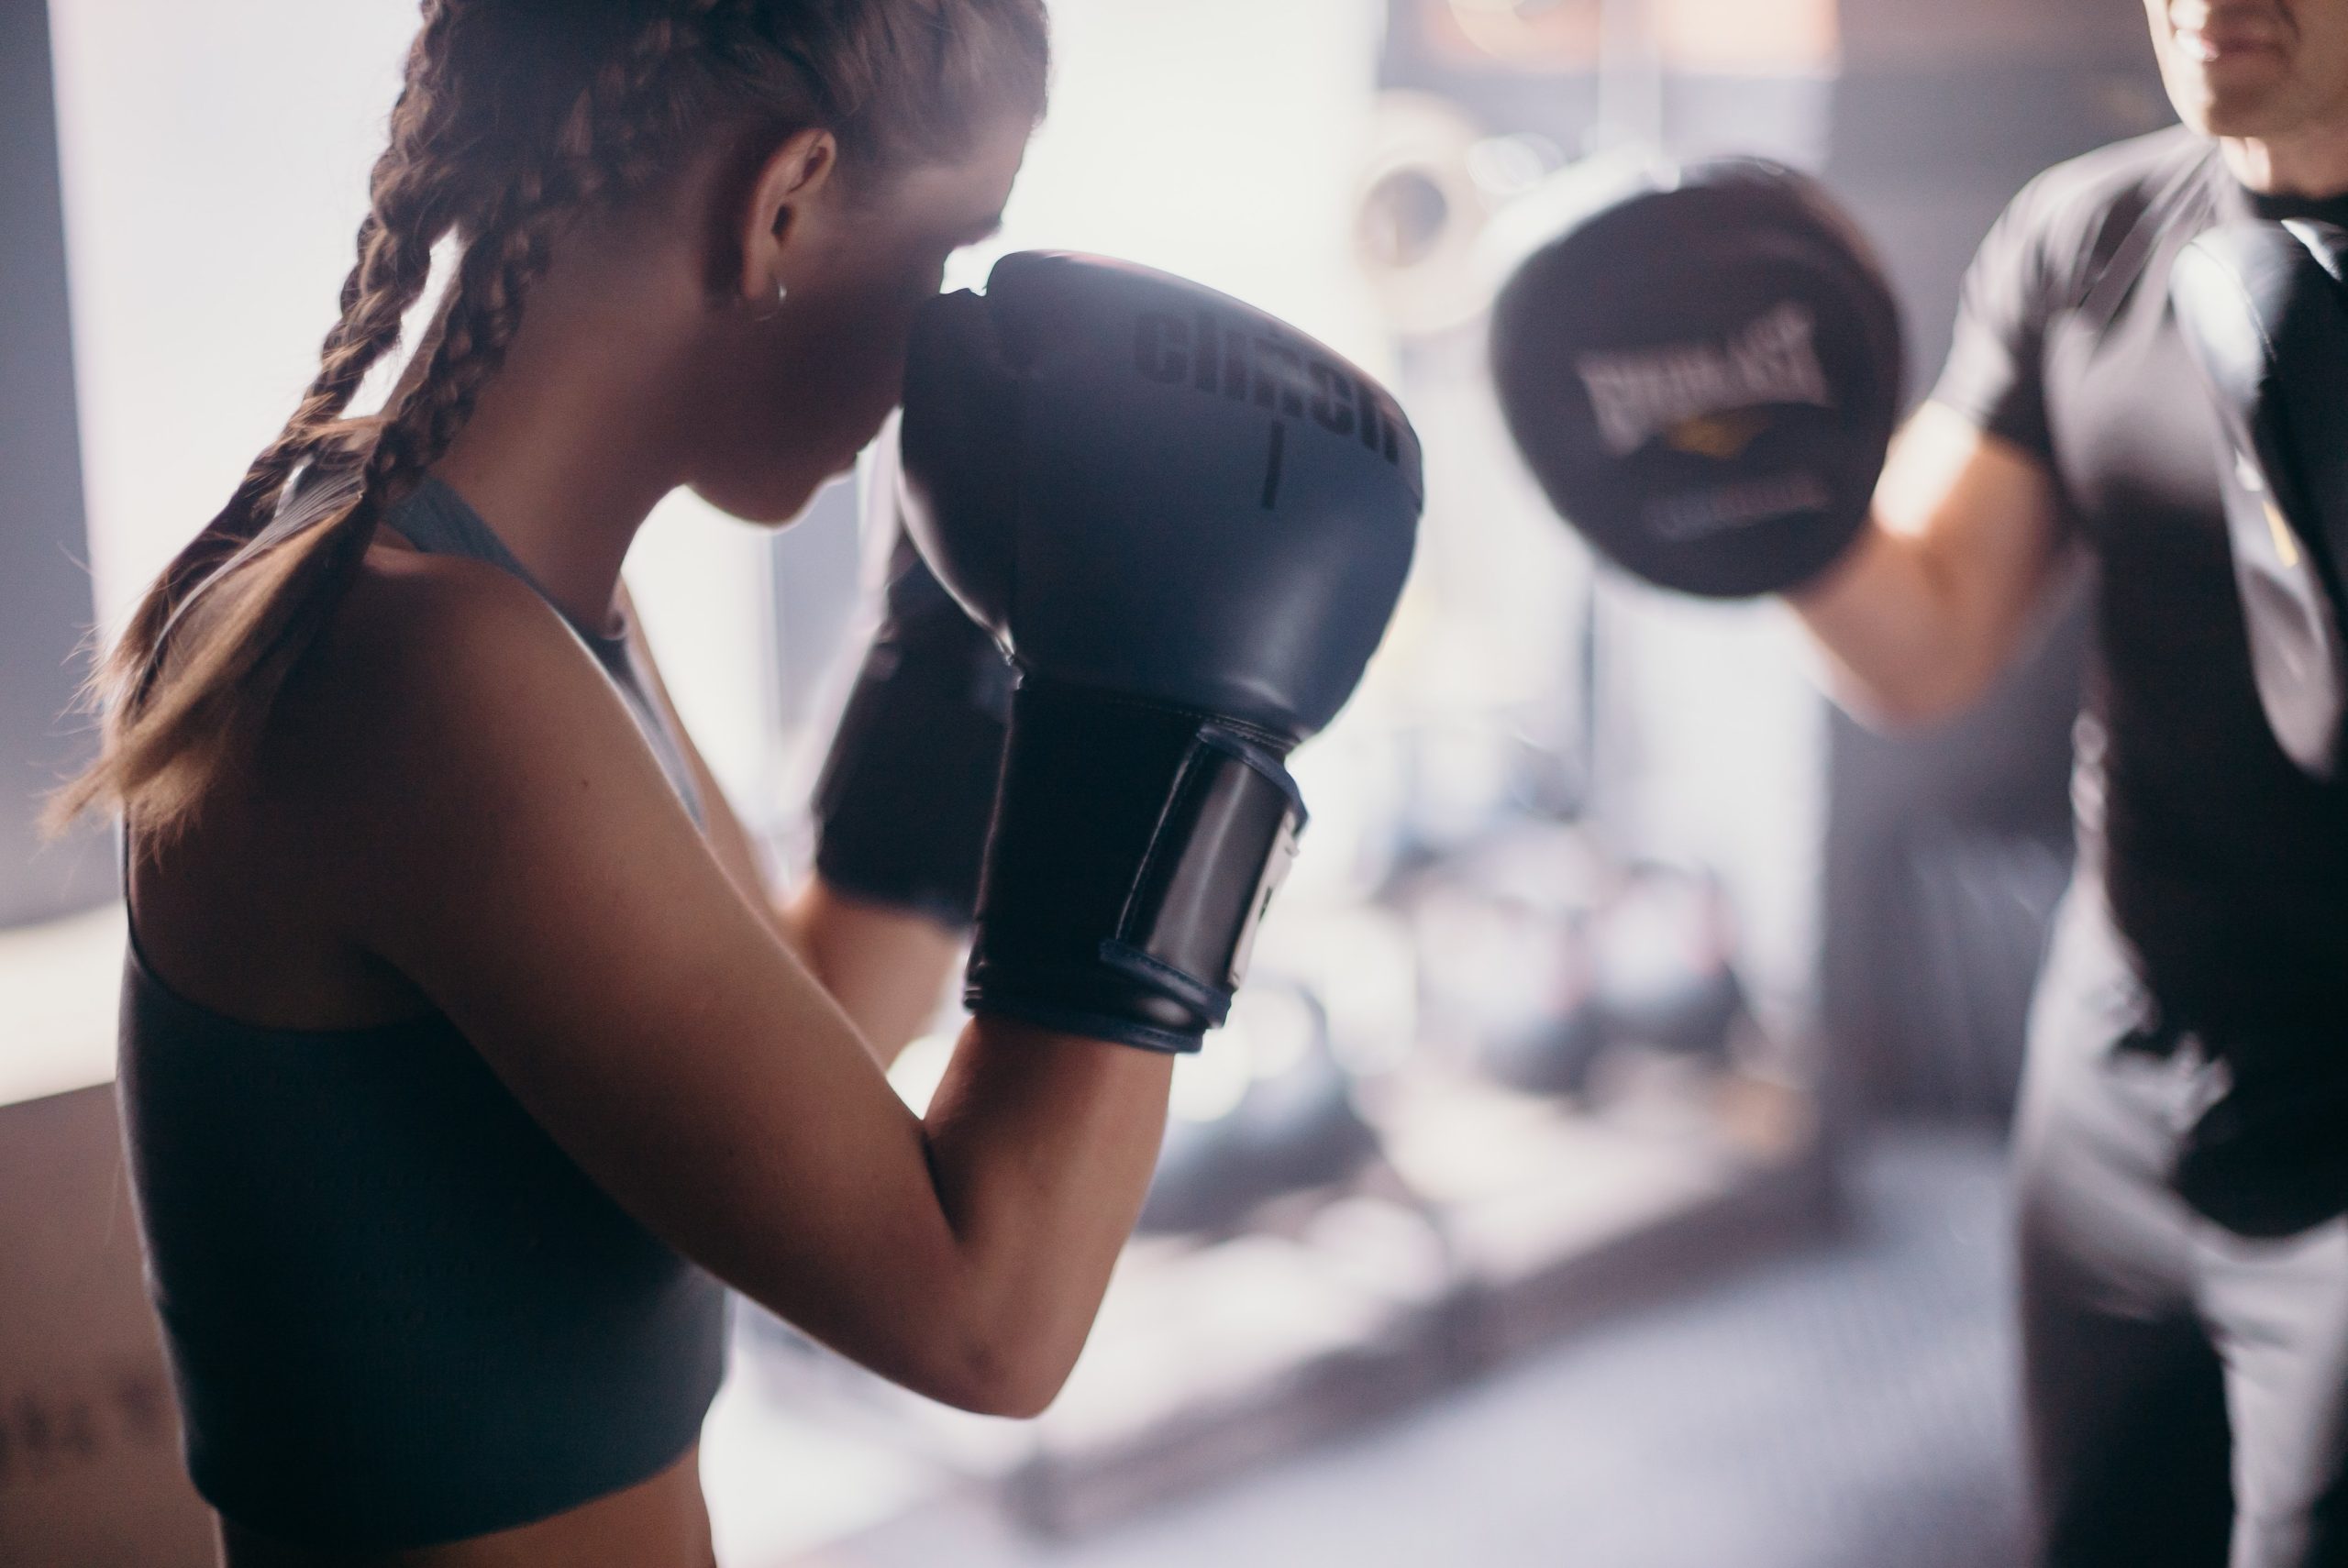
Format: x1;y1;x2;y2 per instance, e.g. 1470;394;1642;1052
49;3;1186;1562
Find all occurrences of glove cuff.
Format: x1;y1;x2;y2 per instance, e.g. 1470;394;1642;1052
967;678;1306;1053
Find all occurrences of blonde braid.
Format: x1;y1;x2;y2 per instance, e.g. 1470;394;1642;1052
349;0;743;516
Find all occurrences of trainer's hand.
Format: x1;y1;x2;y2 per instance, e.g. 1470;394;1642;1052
2172;218;2348;779
1490;157;1903;598
902;252;1423;1054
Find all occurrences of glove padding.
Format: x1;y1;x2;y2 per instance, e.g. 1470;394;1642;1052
902;252;1423;1052
2170;218;2348;780
1490;156;1902;598
809;422;1013;928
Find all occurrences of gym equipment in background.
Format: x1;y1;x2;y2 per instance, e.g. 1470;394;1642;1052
1390;816;1747;1101
1138;980;1390;1237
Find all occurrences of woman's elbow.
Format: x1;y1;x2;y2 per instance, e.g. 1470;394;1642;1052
912;1329;1074;1419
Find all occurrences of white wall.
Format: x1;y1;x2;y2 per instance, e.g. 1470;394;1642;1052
50;0;410;621
982;0;1389;362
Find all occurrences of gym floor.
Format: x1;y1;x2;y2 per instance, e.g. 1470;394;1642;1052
799;1128;2026;1568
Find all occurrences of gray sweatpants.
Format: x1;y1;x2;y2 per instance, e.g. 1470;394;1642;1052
2017;887;2348;1568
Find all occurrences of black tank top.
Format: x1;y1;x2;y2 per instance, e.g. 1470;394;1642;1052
118;478;727;1549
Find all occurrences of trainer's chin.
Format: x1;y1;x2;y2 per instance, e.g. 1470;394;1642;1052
2167;48;2295;135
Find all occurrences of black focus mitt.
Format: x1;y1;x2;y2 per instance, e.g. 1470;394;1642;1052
1490;157;1903;599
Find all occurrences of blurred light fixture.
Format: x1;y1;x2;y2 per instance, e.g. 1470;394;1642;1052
1354;92;1563;337
1431;0;1600;68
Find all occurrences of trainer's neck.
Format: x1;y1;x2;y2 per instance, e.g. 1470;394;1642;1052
2219;125;2348;200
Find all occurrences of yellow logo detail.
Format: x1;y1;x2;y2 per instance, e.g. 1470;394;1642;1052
1667;409;1773;460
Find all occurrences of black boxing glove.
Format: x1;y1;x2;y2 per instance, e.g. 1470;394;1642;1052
810;420;1013;928
2171;218;2348;781
1490;156;1903;598
901;252;1423;1052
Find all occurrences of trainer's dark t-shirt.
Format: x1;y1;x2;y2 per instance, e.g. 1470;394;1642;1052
1933;126;2348;1230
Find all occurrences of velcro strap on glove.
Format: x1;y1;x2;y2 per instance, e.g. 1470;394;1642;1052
966;679;1307;1054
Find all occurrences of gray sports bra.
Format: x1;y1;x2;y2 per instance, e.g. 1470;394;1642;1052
118;477;727;1549
391;476;706;823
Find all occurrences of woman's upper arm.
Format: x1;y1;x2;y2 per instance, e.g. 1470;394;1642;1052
315;566;963;1382
613;586;778;920
615;588;964;1061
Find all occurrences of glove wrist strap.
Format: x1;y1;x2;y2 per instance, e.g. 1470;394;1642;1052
968;679;1306;1054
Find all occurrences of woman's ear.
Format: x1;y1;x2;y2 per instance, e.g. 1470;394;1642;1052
737;127;839;305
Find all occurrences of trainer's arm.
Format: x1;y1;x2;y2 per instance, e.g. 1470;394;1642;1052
1789;402;2068;727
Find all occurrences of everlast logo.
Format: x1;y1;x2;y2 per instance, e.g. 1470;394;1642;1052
1575;301;1833;458
1134;311;1404;469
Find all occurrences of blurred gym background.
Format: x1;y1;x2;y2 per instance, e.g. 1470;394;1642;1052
0;0;2166;1562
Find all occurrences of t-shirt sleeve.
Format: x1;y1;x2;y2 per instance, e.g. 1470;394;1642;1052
1929;172;2066;465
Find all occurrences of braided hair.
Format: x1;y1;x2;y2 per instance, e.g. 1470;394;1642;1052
54;0;1048;837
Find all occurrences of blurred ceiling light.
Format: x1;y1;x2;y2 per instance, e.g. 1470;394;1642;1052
1437;0;1601;67
1655;0;1837;75
1427;0;1836;75
1357;94;1567;337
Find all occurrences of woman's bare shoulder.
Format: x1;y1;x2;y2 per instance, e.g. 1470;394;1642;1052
323;542;574;696
275;542;638;828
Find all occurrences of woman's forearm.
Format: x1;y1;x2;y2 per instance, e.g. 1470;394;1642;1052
913;1017;1171;1416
